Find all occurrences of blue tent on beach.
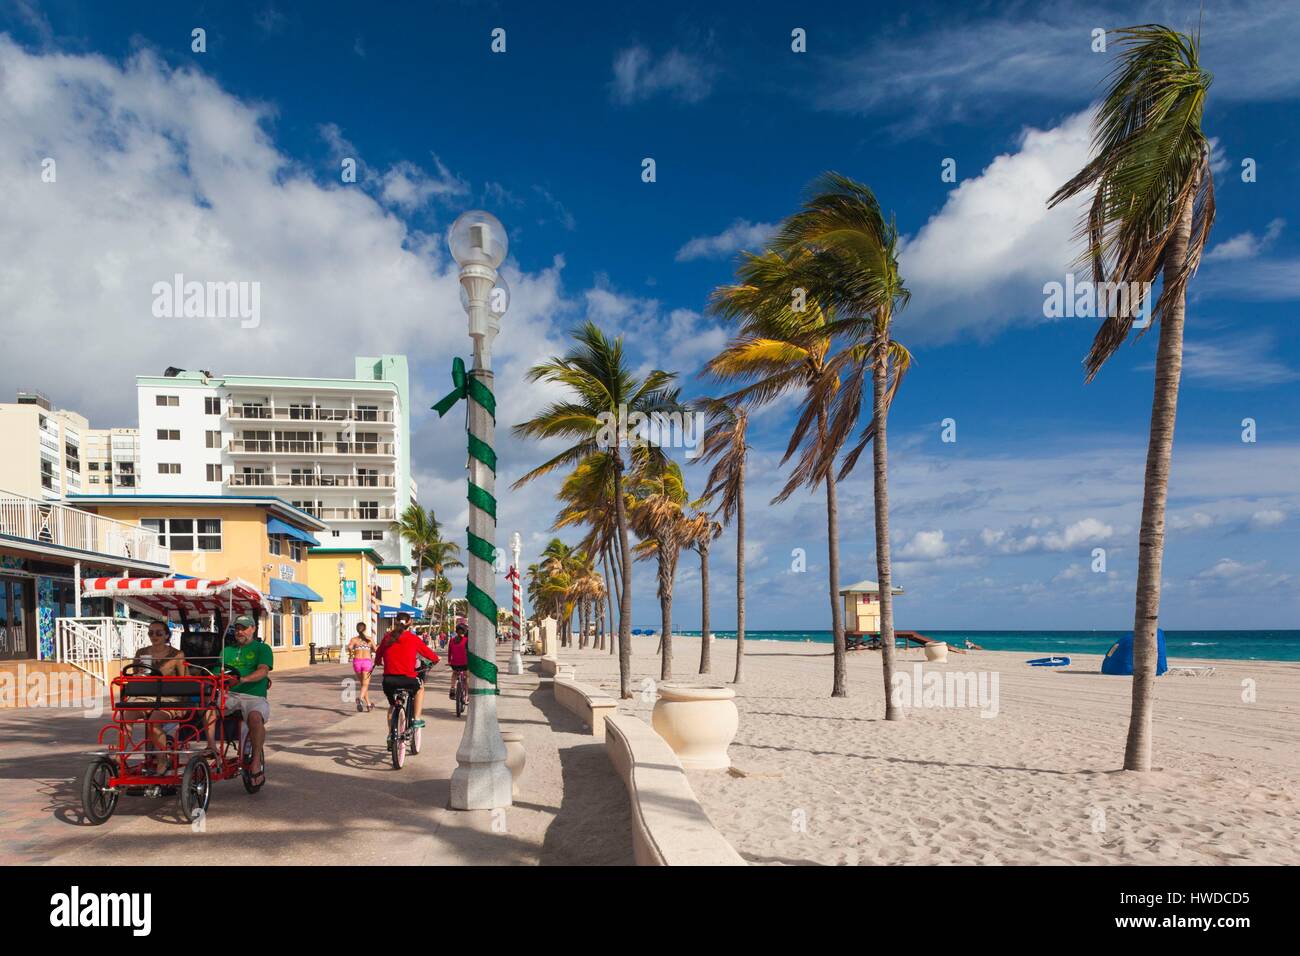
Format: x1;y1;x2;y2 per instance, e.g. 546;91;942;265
1102;629;1168;676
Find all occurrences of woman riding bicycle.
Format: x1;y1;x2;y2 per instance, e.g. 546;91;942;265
376;613;438;744
447;620;469;701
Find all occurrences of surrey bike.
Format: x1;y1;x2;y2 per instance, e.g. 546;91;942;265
76;576;271;825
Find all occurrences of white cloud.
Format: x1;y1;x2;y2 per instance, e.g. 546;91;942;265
379;155;467;210
1167;333;1299;389
1251;509;1287;528
611;46;713;105
896;110;1092;343
897;529;950;560
1205;218;1285;261
676;219;777;262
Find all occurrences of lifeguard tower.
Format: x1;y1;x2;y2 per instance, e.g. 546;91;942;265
839;578;940;652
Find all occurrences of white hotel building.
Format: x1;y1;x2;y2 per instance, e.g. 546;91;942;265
135;356;416;587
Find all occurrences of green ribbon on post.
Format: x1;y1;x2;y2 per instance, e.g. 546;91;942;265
432;356;500;695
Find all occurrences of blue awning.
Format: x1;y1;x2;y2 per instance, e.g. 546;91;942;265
269;579;324;602
267;517;321;547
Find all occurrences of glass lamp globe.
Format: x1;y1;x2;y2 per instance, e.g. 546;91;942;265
448;210;508;269
459;274;510;318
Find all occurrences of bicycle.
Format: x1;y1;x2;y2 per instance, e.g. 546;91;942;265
453;667;469;718
386;662;432;769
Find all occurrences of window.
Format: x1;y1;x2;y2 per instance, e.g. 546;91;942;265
143;517;221;551
157;463;181;475
289;540;303;561
196;519;221;550
206;463;222;482
269;535;282;556
156;429;180;441
89;461;100;471
361;530;383;542
205;396;221;414
205;430;222;448
292;613;303;647
271;614;284;648
156;395;179;407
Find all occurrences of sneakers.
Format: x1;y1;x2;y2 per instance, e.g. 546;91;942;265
386;737;393;752
412;719;426;728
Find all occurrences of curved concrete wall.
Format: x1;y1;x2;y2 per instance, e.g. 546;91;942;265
604;714;746;866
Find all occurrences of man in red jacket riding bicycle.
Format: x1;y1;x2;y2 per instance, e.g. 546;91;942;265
375;613;438;741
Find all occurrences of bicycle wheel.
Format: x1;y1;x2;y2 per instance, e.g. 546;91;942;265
80;757;119;825
390;700;407;769
180;758;211;823
456;678;467;718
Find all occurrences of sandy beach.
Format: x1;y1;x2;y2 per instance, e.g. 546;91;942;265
561;635;1300;865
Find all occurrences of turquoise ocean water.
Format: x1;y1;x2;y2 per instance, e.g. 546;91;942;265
668;629;1300;662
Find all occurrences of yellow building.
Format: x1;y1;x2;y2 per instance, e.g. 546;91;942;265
305;547;386;647
67;494;329;670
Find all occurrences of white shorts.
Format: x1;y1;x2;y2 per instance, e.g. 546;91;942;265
224;691;270;724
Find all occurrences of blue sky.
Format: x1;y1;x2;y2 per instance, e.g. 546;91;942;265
2;0;1297;631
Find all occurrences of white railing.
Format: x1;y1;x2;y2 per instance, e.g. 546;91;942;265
309;611;366;647
0;491;169;566
55;617;153;687
227;473;395;488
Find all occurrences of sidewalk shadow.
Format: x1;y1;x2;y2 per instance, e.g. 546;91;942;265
528;684;634;866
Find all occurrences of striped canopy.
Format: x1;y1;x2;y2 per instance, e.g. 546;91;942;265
80;576;271;620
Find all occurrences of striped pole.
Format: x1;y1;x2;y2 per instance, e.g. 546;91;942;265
435;239;513;811
508;532;523;675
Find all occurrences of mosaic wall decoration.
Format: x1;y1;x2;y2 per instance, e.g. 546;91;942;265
37;576;55;660
1;556;26;571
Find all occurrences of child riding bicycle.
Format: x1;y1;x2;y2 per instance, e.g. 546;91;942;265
447;619;469;700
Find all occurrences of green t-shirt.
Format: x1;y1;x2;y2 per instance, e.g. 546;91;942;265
223;640;274;697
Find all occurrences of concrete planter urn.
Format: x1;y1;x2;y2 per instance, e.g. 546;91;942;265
651;684;738;770
500;731;526;798
924;641;949;663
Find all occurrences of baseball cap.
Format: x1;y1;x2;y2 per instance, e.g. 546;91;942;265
233;614;257;629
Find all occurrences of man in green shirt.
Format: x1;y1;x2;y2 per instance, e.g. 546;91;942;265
222;615;273;786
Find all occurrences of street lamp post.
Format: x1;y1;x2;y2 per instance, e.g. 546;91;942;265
508;532;523;675
438;210;513;810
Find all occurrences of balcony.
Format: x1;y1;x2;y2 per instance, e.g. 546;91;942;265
227;473;396;489
226;405;394;424
228;439;394;457
0;491;169;566
293;506;396;521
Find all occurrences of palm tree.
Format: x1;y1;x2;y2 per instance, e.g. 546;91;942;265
683;509;722;674
774;173;912;718
694;398;749;682
514;321;680;699
707;250;857;696
420;533;462;625
395;503;440;603
1049;25;1215;771
629;456;691;680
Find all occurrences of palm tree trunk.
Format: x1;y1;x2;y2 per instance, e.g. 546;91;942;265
1124;183;1194;771
698;542;711;674
821;407;847;698
613;454;635;699
659;555;674;682
873;349;901;720
734;462;746;684
602;549;616;655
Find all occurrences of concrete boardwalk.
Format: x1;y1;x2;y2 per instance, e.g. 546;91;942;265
0;647;632;866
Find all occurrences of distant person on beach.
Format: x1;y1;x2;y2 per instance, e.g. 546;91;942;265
347;622;375;712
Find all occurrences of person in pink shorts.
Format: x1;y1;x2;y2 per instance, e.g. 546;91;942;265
347;622;376;712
